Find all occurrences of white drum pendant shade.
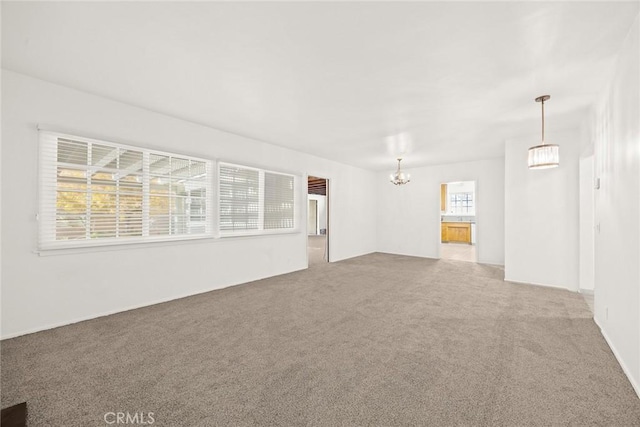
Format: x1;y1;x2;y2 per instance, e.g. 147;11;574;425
528;144;559;169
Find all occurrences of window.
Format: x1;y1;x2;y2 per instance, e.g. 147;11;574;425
218;162;296;236
449;192;474;214
39;132;212;250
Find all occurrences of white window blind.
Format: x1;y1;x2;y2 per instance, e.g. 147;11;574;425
218;163;296;236
264;172;295;230
219;164;260;232
39;131;212;250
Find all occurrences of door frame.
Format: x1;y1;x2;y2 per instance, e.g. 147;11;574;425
438;179;478;262
306;175;330;264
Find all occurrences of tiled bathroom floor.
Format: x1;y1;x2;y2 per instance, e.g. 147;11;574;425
441;242;477;263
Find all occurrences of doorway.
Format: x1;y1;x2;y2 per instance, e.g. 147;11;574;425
439;180;477;262
307;176;329;265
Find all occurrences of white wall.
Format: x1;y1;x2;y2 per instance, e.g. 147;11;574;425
589;15;639;397
307;194;327;235
376;157;505;265
504;129;580;291
447;181;475;195
579;155;595;292
1;70;377;338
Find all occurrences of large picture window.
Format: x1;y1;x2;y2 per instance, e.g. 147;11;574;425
39;132;212;250
218;163;296;236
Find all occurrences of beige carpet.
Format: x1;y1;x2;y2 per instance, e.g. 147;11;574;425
2;253;639;426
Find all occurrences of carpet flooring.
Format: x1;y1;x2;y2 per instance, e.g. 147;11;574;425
2;253;640;426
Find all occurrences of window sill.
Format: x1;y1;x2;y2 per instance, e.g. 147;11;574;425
36;235;217;256
35;230;302;256
219;229;301;239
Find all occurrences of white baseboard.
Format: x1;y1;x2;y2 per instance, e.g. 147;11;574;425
2;266;309;340
0;287;226;340
594;316;640;400
579;288;595;295
504;276;576;292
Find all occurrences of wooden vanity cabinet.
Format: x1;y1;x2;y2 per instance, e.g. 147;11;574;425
441;222;471;244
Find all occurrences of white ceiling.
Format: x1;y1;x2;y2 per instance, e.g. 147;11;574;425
3;1;638;170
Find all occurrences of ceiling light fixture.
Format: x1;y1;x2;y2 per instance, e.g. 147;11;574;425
528;95;559;169
390;158;410;185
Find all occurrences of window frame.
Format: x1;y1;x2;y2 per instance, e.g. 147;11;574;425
217;161;299;237
449;192;475;215
38;131;214;251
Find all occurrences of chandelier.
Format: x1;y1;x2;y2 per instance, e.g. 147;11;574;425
390;158;410;185
528;95;559;169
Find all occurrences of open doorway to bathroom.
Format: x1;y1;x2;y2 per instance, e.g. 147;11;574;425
308;176;329;265
440;181;477;262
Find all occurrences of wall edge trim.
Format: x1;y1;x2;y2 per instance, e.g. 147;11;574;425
594;316;640;400
504;276;576;292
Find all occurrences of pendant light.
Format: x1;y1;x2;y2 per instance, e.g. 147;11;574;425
528;95;559;169
390;158;410;185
